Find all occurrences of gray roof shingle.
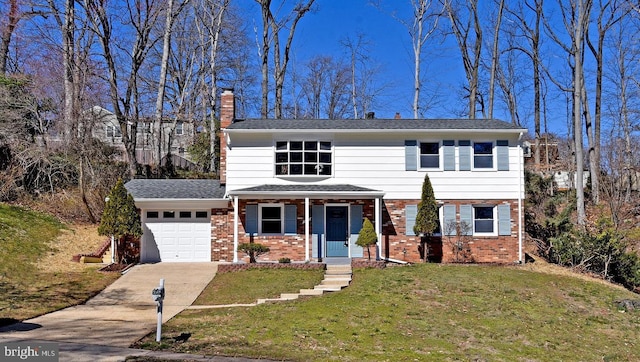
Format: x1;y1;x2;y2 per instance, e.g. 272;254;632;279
225;118;525;131
125;179;225;199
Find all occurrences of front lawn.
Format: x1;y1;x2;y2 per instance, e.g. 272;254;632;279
136;264;640;361
0;203;119;324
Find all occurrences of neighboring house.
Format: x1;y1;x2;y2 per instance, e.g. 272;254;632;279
90;106;195;169
126;89;527;264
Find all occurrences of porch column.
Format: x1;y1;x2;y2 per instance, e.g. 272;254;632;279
233;196;239;263
305;197;310;262
375;197;381;260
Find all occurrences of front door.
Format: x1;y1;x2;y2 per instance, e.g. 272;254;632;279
325;206;349;257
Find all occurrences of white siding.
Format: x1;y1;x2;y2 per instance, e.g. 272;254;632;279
225;132;525;200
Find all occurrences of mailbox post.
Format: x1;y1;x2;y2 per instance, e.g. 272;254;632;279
152;279;165;342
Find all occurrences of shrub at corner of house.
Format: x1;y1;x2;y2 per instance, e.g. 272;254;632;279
98;179;142;264
237;242;270;263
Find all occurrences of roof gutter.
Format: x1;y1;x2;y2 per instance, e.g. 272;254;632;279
224;128;528;135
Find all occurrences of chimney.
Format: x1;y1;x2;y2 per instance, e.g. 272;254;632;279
366;112;375;119
219;88;235;185
394;112;401;119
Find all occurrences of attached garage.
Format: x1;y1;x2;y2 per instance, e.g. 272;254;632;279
125;179;228;263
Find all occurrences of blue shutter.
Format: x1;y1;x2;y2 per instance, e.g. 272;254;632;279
497;140;509;171
350;205;364;258
312;205;324;258
498;204;511;236
459;140;471;171
405;140;417;171
443;204;457;236
245;205;258;235
350;205;363;234
460;205;473;235
406;205;418;236
443;140;455;171
285;205;297;234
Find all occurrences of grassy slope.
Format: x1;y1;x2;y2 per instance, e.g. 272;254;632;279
0;203;119;323
139;264;640;361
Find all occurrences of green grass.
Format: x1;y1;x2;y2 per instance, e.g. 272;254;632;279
136;264;640;361
193;268;325;305
0;203;119;323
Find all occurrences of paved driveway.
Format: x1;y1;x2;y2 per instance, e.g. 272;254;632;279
0;263;218;348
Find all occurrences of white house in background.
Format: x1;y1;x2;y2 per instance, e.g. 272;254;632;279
126;89;527;264
89;106;196;169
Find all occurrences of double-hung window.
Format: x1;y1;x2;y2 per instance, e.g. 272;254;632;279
260;205;282;234
275;140;332;176
474;206;494;233
473;142;493;169
419;142;439;168
106;124;122;138
175;121;184;135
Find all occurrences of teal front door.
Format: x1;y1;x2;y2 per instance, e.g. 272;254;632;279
326;206;349;257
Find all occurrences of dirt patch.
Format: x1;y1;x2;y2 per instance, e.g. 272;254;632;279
39;223;109;273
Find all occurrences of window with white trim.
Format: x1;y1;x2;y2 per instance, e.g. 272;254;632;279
106;124;122;138
474;206;495;233
473;142;493;169
419;142;439;168
275;140;332;176
175;121;184;135
260;205;283;234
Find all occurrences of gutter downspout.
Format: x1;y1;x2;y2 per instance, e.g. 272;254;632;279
518;132;524;264
233;196;239;263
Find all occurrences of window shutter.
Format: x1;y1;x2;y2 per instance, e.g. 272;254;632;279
443;204;457;236
405;140;417;171
405;205;418;236
245;205;258;235
312;205;324;258
459;140;471;171
443;140;455;171
460;205;473;235
285;205;297;234
350;205;363;234
497;140;509;171
498;204;511;236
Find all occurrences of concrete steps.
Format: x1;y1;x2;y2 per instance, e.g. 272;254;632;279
256;263;352;305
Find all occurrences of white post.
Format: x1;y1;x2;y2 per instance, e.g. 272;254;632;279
233;196;239;263
305;197;310;262
156;278;164;342
110;235;115;264
375;197;381;260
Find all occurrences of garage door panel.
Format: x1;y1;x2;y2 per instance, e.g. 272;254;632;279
142;210;211;262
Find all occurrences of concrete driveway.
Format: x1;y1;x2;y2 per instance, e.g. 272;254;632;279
0;263;218;348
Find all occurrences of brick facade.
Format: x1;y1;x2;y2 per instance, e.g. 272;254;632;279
208;198;521;264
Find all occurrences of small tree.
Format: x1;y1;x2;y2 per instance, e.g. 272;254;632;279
413;173;439;262
98;179;142;264
237;242;270;263
356;218;377;260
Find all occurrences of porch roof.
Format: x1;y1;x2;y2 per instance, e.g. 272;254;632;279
228;184;385;199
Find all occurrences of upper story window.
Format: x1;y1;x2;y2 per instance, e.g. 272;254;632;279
473;142;493;169
420;142;439;168
106;124;122;138
275;140;332;176
175;121;184;135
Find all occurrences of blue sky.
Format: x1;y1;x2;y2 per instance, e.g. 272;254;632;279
235;1;576;136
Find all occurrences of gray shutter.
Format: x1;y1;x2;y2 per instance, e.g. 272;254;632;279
460;205;473;235
285;205;297;234
497;140;509;171
350;205;364;258
443;204;457;236
245;204;258;235
459;140;471;171
312;205;324;258
498;204;511;236
443;140;455;171
405;140;417;171
405;205;418;236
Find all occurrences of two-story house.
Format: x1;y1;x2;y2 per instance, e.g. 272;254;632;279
126;89;527;264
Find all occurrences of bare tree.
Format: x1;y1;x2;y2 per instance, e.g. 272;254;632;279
487;0;504;119
445;0;483;118
255;0;315;119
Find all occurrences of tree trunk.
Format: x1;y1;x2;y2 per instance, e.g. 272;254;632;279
154;0;175;167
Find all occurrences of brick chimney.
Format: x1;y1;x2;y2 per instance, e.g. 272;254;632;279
219;88;235;185
394;112;401;119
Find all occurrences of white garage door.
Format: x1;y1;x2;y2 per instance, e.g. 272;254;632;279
142;210;211;262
